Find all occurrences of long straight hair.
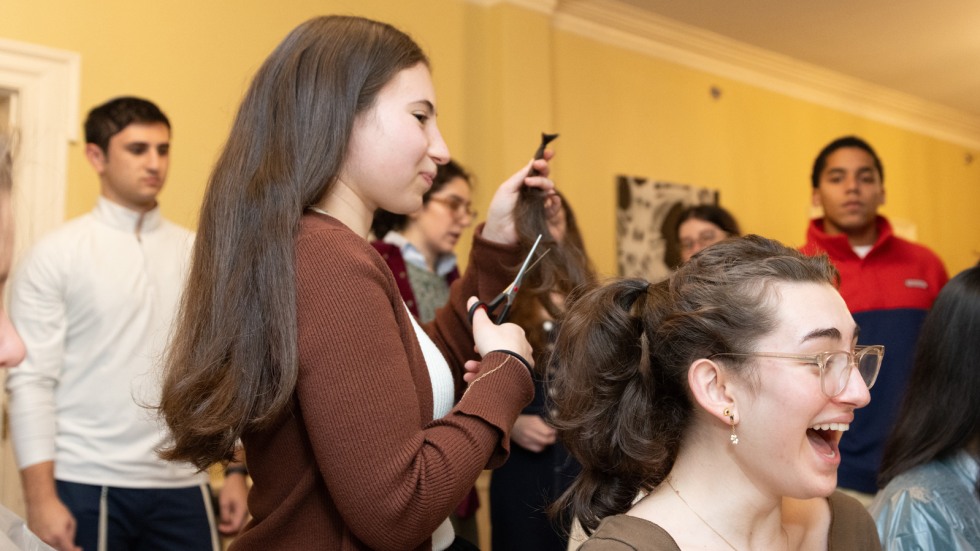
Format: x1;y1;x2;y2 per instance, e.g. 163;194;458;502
508;190;595;373
158;16;428;470
878;264;980;495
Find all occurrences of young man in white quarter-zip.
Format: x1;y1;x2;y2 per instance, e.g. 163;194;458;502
6;97;248;551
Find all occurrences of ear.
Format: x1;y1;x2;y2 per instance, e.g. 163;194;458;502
811;187;823;209
688;358;738;425
85;143;107;174
878;186;886;207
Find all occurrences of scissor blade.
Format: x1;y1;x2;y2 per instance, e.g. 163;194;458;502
521;247;551;278
513;234;543;282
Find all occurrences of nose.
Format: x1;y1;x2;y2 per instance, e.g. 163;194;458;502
428;122;450;166
0;311;26;368
146;150;161;174
843;174;860;193
835;361;871;408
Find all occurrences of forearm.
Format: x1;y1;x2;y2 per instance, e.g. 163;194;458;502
21;461;59;509
6;380;58;468
430;224;523;375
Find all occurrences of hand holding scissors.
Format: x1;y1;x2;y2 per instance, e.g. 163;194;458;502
468;234;548;325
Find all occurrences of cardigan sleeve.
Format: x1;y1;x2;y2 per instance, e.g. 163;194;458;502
293;222;532;551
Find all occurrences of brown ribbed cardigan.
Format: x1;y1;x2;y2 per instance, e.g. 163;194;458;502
231;214;534;551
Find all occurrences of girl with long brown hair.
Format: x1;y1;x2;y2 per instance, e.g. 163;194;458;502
158;16;556;551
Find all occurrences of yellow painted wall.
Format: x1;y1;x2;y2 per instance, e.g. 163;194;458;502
1;0;977;273
552;31;980;276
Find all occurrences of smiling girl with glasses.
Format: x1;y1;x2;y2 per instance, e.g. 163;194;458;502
549;235;881;550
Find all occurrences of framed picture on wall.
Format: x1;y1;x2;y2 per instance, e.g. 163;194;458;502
616;175;719;281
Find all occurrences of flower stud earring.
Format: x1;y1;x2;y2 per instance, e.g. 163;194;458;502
724;407;738;445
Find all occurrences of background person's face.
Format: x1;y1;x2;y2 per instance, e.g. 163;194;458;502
678;218;727;262
812;147;884;236
409;176;473;258
88;122;171;212
338;63;450;217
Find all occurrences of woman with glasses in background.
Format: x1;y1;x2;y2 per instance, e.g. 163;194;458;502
549;235;882;550
675;204;741;264
870;263;980;549
372;159;476;324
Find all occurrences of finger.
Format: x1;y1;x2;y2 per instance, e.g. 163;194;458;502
522;176;555;192
467;296;490;327
525;441;545;453
462;359;482;384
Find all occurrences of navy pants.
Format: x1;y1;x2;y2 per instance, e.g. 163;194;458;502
56;481;218;551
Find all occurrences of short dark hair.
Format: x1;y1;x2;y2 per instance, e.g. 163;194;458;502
371;159;472;238
877;264;980;496
84;97;170;153
674;204;741;237
810;135;883;188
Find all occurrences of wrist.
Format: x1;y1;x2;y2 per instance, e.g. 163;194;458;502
224;464;248;477
489;349;532;373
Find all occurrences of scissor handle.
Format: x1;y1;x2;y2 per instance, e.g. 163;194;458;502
467;235;543;326
467;291;511;326
467;301;488;326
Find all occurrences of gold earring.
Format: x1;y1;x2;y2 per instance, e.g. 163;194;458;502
723;407;738;445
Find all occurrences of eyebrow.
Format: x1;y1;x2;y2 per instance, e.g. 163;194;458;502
800;327;842;343
124;141;169;148
415;100;436;116
825;166;875;176
436;193;468;201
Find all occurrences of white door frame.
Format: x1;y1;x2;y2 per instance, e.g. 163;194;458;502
0;37;79;516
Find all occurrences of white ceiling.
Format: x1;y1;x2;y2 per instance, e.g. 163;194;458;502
605;0;980;119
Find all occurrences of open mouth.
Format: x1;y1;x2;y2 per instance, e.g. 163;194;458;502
807;423;848;459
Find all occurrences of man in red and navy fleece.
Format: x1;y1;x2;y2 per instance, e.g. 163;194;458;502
802;135;948;502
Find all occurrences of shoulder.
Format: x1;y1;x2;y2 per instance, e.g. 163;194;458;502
158;217;194;237
884;234;944;264
15;216;94;275
296;215;391;287
871;459;966;517
156;218;195;249
581;515;679;551
870;462;980;549
827;491;881;550
371;240;400;257
32;214;94;248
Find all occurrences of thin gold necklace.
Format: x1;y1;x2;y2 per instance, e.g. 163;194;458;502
665;478;738;551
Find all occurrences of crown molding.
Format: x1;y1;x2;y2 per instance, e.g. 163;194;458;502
551;0;980;150
467;0;557;16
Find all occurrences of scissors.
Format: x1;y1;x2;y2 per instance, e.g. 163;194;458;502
468;234;548;325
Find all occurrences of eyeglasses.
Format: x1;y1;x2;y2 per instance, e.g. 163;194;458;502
427;196;477;219
680;229;727;253
710;345;884;398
